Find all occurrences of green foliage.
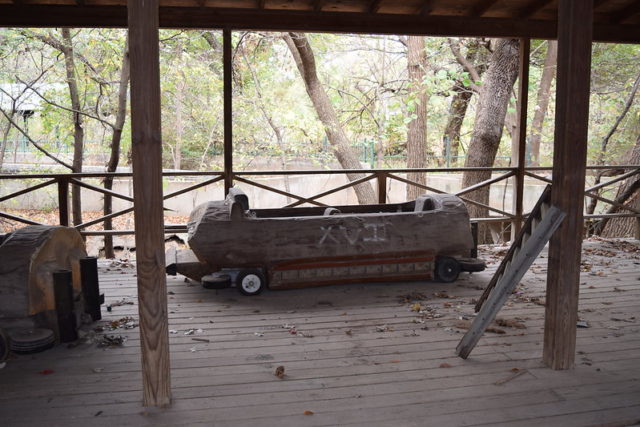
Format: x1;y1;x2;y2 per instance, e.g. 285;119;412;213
0;29;638;173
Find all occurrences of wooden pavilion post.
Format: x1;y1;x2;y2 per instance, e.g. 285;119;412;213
543;0;593;370
223;28;233;194
513;38;530;236
128;0;172;405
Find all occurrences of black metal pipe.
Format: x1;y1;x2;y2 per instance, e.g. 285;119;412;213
53;269;78;343
80;257;103;321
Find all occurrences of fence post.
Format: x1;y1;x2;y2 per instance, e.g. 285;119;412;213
377;171;387;204
58;177;69;227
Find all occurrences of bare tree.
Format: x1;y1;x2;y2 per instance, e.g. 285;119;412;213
405;36;429;201
443;38;490;164
586;71;640;216
461;39;520;228
528;40;558;166
103;38;130;259
597;134;640;237
284;32;376;205
60;29;85;227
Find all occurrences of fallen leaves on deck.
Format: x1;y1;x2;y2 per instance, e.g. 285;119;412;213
274;365;285;379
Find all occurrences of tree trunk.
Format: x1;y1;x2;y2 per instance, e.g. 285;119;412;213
61;28;84;227
240;41;293;204
104;39;130;259
284;33;376;205
442;90;472;163
461;39;520;231
599;136;640;237
173;41;184;170
443;39;489;166
587;71;640;215
405;36;429;201
529;40;558;167
0;112;15;172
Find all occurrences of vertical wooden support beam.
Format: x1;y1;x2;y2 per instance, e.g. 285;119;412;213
128;0;171;406
223;28;233;194
377;171;387;204
58;177;69;227
514;38;530;235
543;0;592;370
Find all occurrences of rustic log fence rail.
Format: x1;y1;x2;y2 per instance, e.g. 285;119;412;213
0;165;638;238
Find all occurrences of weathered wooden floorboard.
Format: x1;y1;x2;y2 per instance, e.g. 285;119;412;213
0;240;637;425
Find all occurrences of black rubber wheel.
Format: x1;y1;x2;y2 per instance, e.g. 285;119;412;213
435;257;461;283
237;269;266;296
202;274;232;290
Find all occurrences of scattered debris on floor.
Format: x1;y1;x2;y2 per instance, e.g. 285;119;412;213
495;318;527;329
107;317;138;330
275;365;285;379
397;292;428;304
303;410;314;415
109;299;135;307
98;335;126;348
577;320;590;328
439;362;452;368
495;368;528;385
37;369;54;375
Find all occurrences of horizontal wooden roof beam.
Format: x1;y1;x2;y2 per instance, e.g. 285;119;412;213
418;0;435;16
368;0;383;14
610;0;640;24
470;0;500;17
0;5;638;43
517;0;553;19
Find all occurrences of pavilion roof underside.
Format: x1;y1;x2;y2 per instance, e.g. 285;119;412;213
0;0;639;42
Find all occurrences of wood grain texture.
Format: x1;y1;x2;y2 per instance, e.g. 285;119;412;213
544;0;593;370
128;0;172;407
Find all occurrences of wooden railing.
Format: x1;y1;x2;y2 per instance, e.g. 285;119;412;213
1;165;638;239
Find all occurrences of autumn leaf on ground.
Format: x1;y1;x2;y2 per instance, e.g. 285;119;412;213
275;366;285;379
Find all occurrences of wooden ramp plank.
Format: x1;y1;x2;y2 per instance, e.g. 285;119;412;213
457;205;566;358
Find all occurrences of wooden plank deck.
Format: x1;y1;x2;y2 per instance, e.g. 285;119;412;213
1;238;639;426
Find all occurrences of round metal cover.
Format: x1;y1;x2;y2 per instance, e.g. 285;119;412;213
9;328;55;354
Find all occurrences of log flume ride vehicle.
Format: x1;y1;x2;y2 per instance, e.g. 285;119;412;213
166;188;486;295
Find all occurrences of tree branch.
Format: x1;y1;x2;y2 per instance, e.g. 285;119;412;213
14;76;115;129
0;107;73;170
449;39;482;93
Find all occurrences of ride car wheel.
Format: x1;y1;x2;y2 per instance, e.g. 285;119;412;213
435;257;461;283
237;269;266;296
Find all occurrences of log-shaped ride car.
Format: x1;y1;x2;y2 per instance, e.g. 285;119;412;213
166;188;485;295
